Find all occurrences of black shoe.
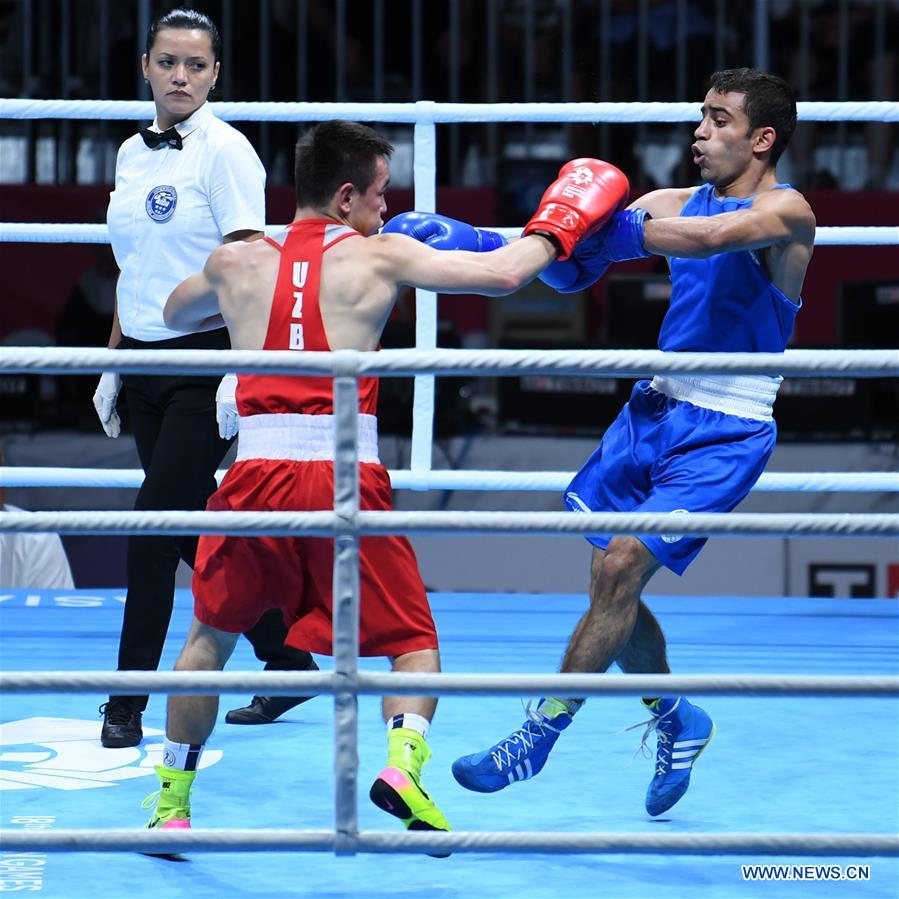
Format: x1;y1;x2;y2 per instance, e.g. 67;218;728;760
99;699;143;748
225;659;319;725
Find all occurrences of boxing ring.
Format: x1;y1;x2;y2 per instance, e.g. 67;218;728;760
1;98;899;898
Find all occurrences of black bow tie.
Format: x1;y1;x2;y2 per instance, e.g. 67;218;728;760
140;127;183;150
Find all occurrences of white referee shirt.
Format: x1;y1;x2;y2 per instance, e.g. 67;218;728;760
107;102;265;341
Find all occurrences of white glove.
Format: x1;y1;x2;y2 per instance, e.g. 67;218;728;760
92;371;122;438
216;373;239;440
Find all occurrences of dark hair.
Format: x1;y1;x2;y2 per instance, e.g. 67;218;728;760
146;7;222;62
708;68;797;164
294;121;394;208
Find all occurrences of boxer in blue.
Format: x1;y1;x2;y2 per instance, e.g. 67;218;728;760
408;68;815;818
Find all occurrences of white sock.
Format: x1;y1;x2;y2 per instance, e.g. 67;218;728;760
388;712;430;740
162;738;204;771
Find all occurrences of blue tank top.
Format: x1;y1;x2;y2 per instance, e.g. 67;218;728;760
658;183;801;352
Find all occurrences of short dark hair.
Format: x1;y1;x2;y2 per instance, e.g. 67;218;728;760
146;7;222;62
708;68;797;164
294;120;394;209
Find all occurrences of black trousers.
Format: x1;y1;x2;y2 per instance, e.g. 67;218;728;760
113;329;313;710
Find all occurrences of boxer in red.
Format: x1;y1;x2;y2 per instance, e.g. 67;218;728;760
148;119;628;843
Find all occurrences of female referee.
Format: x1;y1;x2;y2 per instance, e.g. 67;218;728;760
94;7;316;748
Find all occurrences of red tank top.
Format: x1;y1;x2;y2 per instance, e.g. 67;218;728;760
237;219;380;417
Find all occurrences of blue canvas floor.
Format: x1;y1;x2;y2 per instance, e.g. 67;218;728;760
1;589;897;899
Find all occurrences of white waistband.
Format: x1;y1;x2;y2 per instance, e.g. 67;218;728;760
650;374;781;421
236;413;380;463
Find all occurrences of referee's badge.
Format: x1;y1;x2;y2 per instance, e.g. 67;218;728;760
145;185;178;222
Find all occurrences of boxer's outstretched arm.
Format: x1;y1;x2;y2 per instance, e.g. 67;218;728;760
376;232;557;297
626;187;696;219
643;189;815;257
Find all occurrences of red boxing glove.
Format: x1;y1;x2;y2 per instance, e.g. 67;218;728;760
524;158;630;260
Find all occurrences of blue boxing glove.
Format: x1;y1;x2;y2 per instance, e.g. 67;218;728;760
539;208;652;293
382;211;507;252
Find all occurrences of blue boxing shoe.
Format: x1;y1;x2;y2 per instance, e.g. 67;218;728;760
451;698;577;793
628;697;715;816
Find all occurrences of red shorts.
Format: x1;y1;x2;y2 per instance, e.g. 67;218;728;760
192;459;437;657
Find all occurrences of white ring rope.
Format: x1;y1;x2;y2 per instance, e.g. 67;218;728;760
2;98;897;122
2;671;896;698
3;466;896;493
1;510;895;537
1;829;895;857
3;222;895;246
391;470;899;493
2;346;898;377
495;225;898;246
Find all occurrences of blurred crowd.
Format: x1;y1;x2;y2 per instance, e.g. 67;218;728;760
0;0;895;191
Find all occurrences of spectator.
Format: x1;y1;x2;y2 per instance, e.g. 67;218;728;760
0;447;75;589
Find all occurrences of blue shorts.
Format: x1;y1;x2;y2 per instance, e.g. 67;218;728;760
564;380;777;575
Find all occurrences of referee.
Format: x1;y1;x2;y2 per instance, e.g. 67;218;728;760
93;7;316;748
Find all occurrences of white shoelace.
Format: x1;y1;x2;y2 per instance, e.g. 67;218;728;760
622;697;682;776
489;701;564;771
